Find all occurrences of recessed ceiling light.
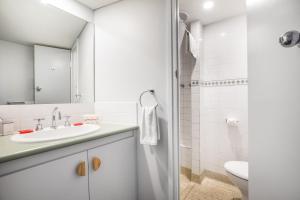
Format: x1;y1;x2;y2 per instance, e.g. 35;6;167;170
203;1;215;10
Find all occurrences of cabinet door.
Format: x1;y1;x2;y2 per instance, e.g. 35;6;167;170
0;152;89;200
89;136;137;200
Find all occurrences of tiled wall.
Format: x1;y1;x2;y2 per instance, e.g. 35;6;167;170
0;104;94;132
190;21;202;176
200;15;248;175
179;21;202;172
179;31;194;169
191;84;200;175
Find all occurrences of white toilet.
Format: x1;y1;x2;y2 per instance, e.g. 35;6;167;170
224;161;248;200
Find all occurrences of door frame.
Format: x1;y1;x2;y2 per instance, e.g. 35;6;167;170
168;0;180;199
71;39;80;103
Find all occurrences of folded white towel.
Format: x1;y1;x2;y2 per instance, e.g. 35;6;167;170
189;33;198;58
140;105;160;145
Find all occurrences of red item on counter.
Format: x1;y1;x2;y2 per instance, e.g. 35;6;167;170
73;122;83;126
18;129;34;134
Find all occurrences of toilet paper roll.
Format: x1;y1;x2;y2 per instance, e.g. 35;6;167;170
226;118;239;127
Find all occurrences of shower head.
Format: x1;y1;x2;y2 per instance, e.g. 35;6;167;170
179;12;189;22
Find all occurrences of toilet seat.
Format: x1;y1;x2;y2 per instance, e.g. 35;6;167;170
224;161;248;181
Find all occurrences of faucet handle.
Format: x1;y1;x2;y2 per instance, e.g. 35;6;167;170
34;118;45;131
34;118;45;122
64;116;71;127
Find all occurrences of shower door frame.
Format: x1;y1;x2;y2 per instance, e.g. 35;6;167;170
168;0;180;199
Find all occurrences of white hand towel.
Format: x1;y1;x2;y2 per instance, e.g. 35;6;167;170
140;105;160;145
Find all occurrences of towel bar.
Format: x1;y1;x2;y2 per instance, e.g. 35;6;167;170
139;90;158;107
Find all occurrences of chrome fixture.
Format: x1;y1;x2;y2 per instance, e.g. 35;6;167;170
51;107;62;129
34;118;45;131
179;12;189;22
139;89;158;107
35;86;42;92
64;116;71;127
279;30;300;48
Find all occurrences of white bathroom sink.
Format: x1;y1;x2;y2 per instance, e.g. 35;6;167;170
11;124;100;143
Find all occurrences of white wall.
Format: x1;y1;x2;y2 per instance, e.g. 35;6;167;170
248;0;300;199
78;23;94;103
94;101;138;125
200;15;248;175
0;40;34;104
94;0;171;199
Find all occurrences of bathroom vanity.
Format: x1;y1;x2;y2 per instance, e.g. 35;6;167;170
0;124;138;200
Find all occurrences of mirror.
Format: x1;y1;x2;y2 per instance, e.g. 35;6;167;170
0;0;94;105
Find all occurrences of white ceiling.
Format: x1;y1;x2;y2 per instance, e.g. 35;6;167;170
0;0;87;49
75;0;121;10
179;0;246;25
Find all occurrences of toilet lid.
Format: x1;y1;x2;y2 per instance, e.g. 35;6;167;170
224;161;248;180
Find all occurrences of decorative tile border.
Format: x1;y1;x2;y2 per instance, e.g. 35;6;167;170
185;78;248;88
199;78;248;87
191;80;200;87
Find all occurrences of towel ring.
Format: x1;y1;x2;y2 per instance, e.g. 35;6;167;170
139;90;158;107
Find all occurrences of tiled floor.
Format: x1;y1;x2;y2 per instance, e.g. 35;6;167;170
180;174;242;200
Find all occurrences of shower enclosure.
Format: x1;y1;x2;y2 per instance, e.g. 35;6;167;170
178;1;248;199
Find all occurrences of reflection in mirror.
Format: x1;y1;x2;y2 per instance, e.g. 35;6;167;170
0;0;94;105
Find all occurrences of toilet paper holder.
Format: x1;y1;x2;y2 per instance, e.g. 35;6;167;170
225;118;239;126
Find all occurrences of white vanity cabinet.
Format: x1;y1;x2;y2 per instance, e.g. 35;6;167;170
0;152;89;200
88;137;136;200
0;132;137;200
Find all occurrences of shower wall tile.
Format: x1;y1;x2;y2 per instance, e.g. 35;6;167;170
179;20;202;173
199;15;248;175
179;22;198;170
180;146;192;169
190;21;202;175
201;15;247;81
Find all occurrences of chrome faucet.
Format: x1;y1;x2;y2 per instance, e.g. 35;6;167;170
51;107;61;129
34;118;45;131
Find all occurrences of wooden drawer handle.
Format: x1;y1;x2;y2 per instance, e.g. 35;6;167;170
92;157;101;171
76;161;86;176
